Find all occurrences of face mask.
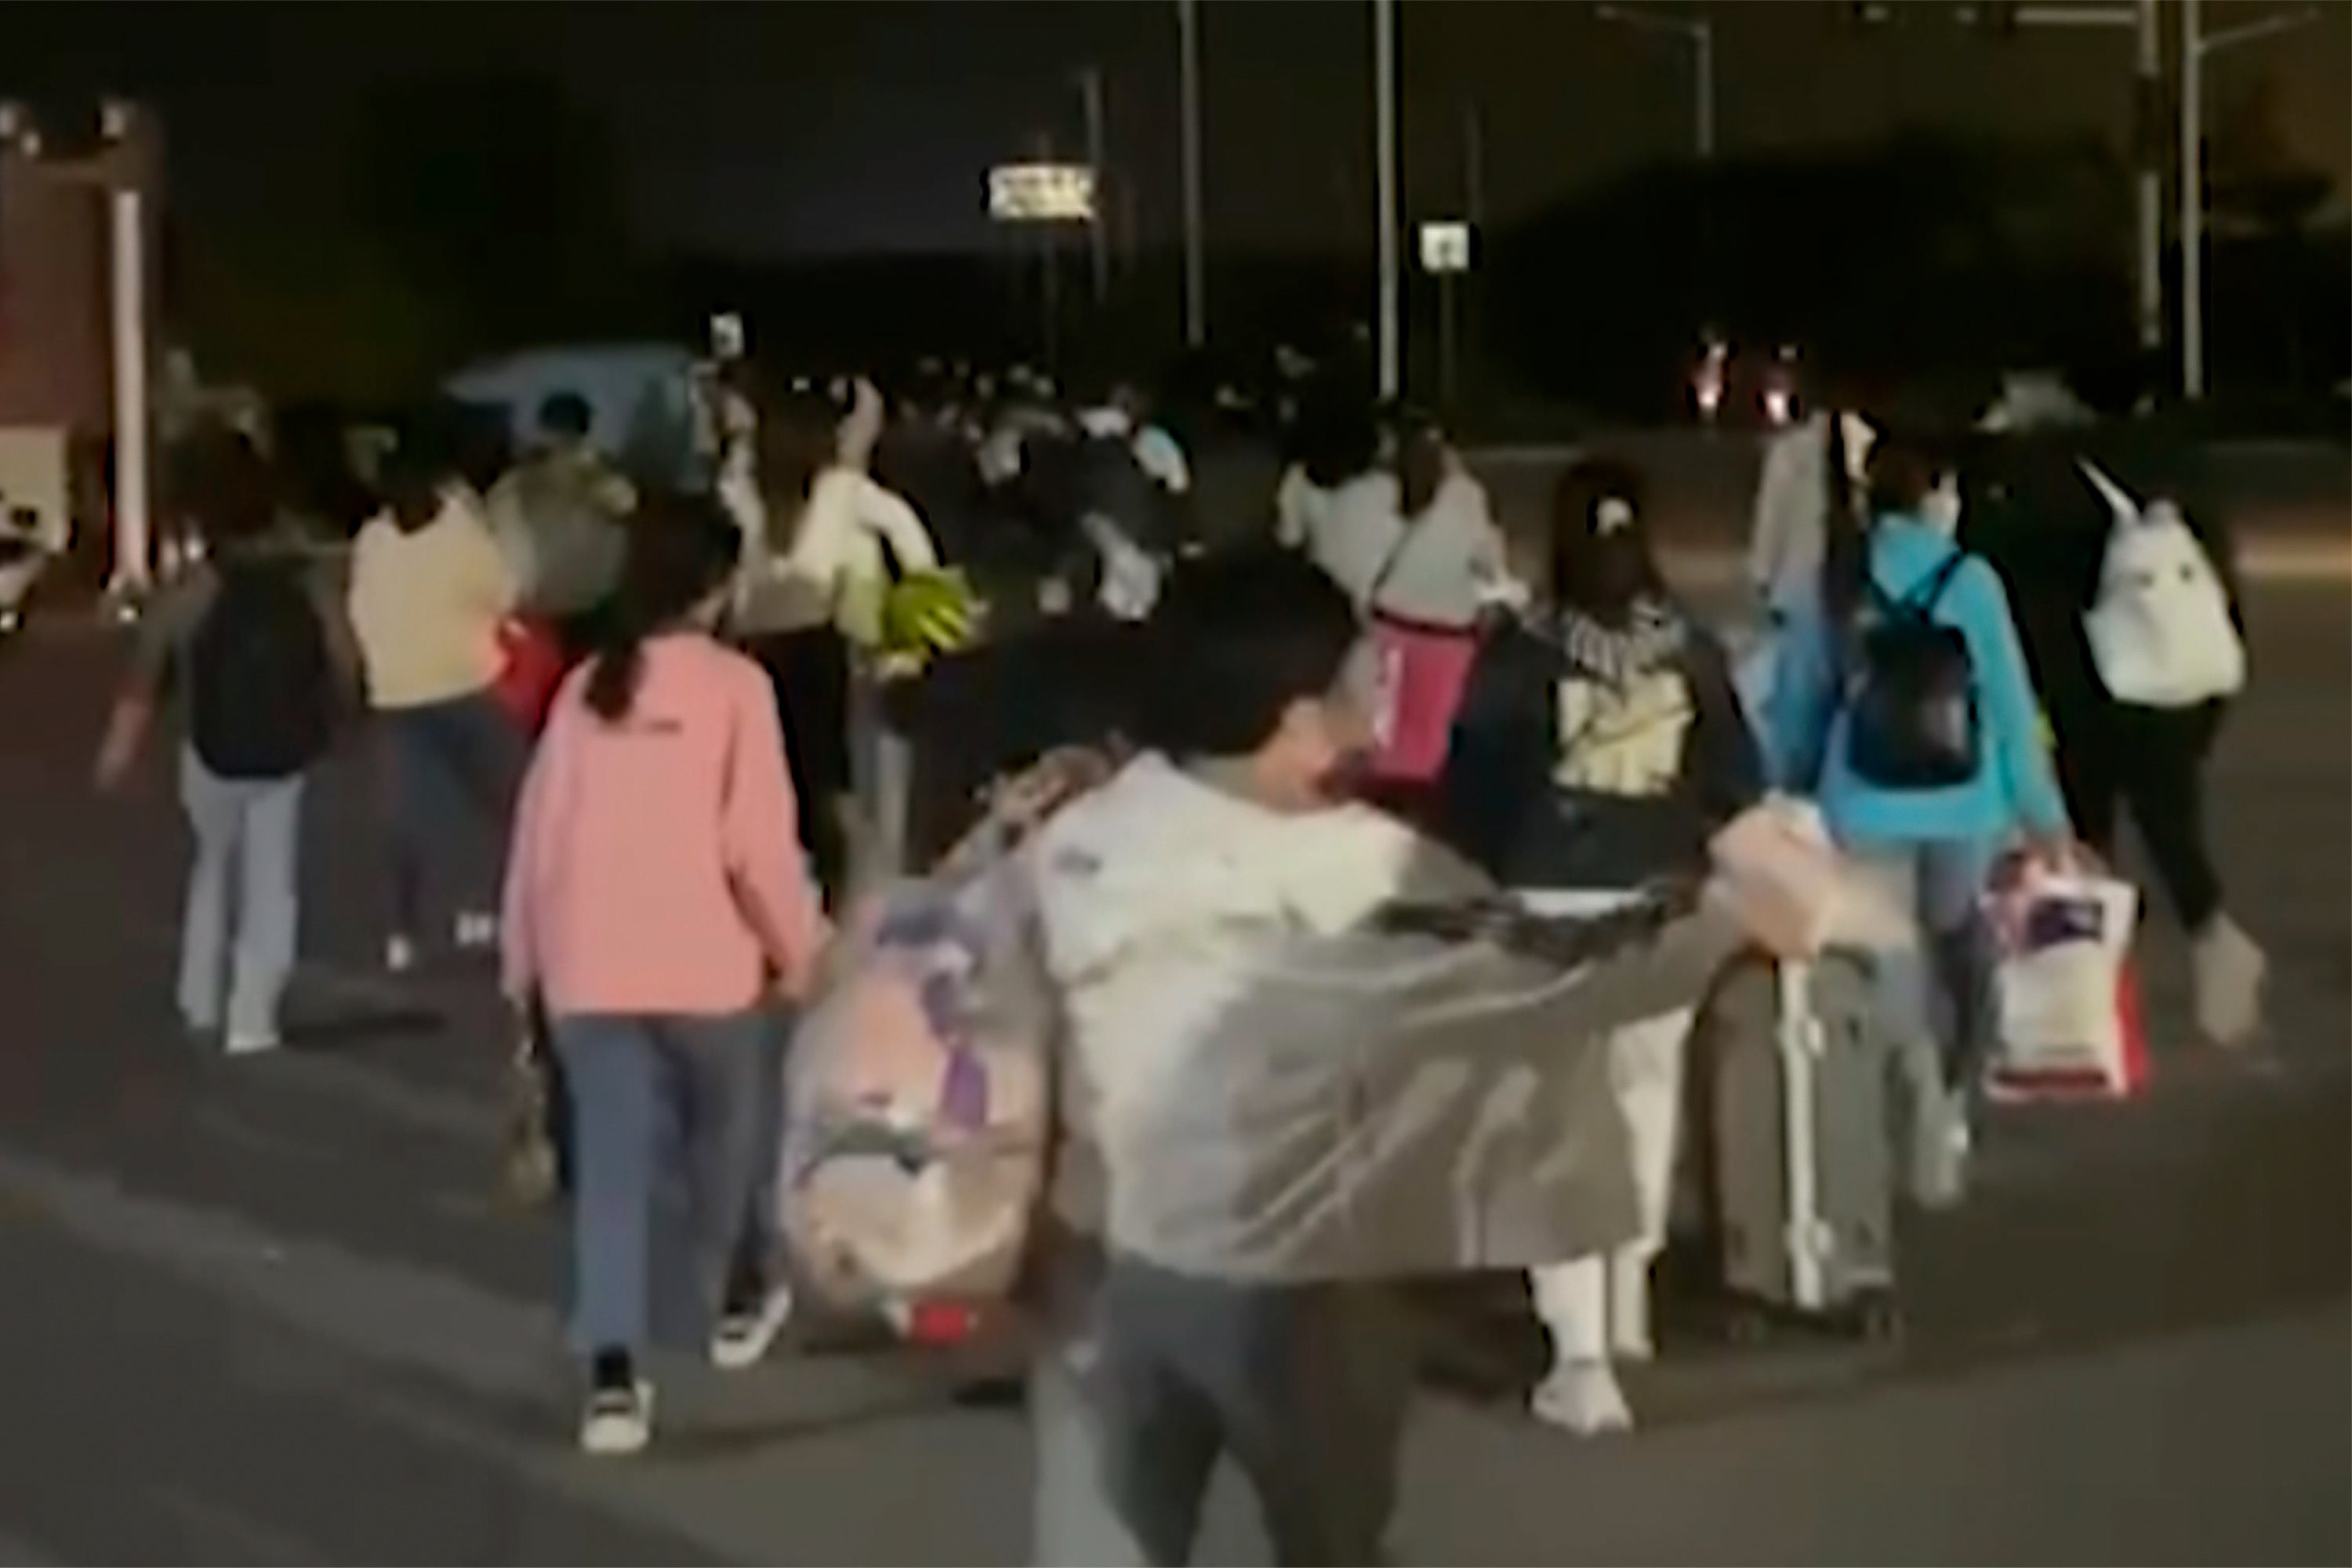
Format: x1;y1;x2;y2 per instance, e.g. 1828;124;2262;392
1919;480;1963;536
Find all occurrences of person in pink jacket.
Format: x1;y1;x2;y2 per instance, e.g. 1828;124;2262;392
501;494;828;1457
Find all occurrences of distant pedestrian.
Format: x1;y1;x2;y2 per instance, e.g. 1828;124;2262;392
485;390;637;663
732;383;940;902
502;495;827;1456
347;434;524;972
1749;407;1878;622
1962;425;2267;1046
1179;387;1285;556
95;436;357;1054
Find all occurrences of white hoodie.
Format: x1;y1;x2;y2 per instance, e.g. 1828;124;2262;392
1748;412;1876;615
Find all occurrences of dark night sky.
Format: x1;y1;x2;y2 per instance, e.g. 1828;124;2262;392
7;1;2347;260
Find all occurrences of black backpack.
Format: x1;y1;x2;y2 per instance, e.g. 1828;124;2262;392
1075;433;1180;556
187;561;335;780
1842;551;1980;790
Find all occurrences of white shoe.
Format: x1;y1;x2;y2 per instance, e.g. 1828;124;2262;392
710;1285;796;1371
579;1381;655;1457
384;935;418;975
224;1029;281;1058
1530;1360;1634;1437
454;912;499;952
2193;913;2267;1049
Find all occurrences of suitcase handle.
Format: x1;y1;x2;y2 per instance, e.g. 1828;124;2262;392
1775;960;1828;1311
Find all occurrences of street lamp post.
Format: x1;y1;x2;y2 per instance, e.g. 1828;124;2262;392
1374;0;1399;400
2134;0;2161;356
2180;1;2321;400
1078;66;1109;307
1177;0;1207;348
1595;5;1715;162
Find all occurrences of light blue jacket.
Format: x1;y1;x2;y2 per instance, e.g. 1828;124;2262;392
1764;515;2068;850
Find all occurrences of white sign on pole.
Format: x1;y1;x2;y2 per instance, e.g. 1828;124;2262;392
988;163;1098;223
1419;220;1473;275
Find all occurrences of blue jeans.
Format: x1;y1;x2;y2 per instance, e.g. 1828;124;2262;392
554;1010;772;1356
1846;838;1995;1206
177;749;305;1040
376;691;524;936
1845;838;1995;1088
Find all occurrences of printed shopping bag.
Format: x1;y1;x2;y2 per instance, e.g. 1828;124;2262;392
1367;612;1480;785
1984;867;2147;1102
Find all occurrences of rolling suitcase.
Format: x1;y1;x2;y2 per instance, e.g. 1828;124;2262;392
1698;950;1903;1340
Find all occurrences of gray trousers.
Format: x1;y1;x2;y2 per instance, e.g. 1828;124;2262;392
1032;1254;1413;1568
177;748;305;1040
844;667;913;895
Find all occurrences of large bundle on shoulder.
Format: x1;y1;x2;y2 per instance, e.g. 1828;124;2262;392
777;748;1112;1330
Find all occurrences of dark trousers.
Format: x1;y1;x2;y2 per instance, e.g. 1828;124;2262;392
1041;1255;1413;1567
742;628;851;906
378;691;525;935
2053;699;2225;931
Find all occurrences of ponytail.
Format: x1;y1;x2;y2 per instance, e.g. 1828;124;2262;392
584;631;646;722
1819;412;1868;632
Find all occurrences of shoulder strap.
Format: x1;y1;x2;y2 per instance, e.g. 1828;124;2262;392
1364;515;1419;611
1868;549;1969;621
1910;550;1969;613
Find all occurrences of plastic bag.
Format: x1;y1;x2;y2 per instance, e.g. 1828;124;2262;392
492;616;566;731
778;750;1106;1331
1984;866;2147;1101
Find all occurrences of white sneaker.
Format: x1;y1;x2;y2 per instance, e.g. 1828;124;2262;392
710;1285;796;1371
384;935;418;975
454;912;499;952
2193;913;2267;1048
224;1029;281;1058
1530;1359;1634;1437
579;1381;655;1457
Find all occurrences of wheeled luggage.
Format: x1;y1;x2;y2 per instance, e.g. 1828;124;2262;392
1696;950;1903;1339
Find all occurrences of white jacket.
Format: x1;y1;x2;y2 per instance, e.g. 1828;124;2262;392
733;466;939;640
1291;466;1513;628
1749;412;1875;615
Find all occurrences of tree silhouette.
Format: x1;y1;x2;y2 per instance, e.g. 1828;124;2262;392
350;70;635;355
2206;67;2332;242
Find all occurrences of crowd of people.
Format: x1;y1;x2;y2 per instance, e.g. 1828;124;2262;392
88;347;2267;1563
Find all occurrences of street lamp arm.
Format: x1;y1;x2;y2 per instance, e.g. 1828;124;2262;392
1595;5;1709;45
2198;5;2319;56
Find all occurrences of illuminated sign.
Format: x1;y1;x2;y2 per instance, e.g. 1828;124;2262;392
1419;220;1473;274
989;163;1098;223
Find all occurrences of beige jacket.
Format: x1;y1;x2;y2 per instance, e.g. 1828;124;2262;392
347;490;517;710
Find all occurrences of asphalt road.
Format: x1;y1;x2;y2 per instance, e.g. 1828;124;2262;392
0;566;2342;1560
